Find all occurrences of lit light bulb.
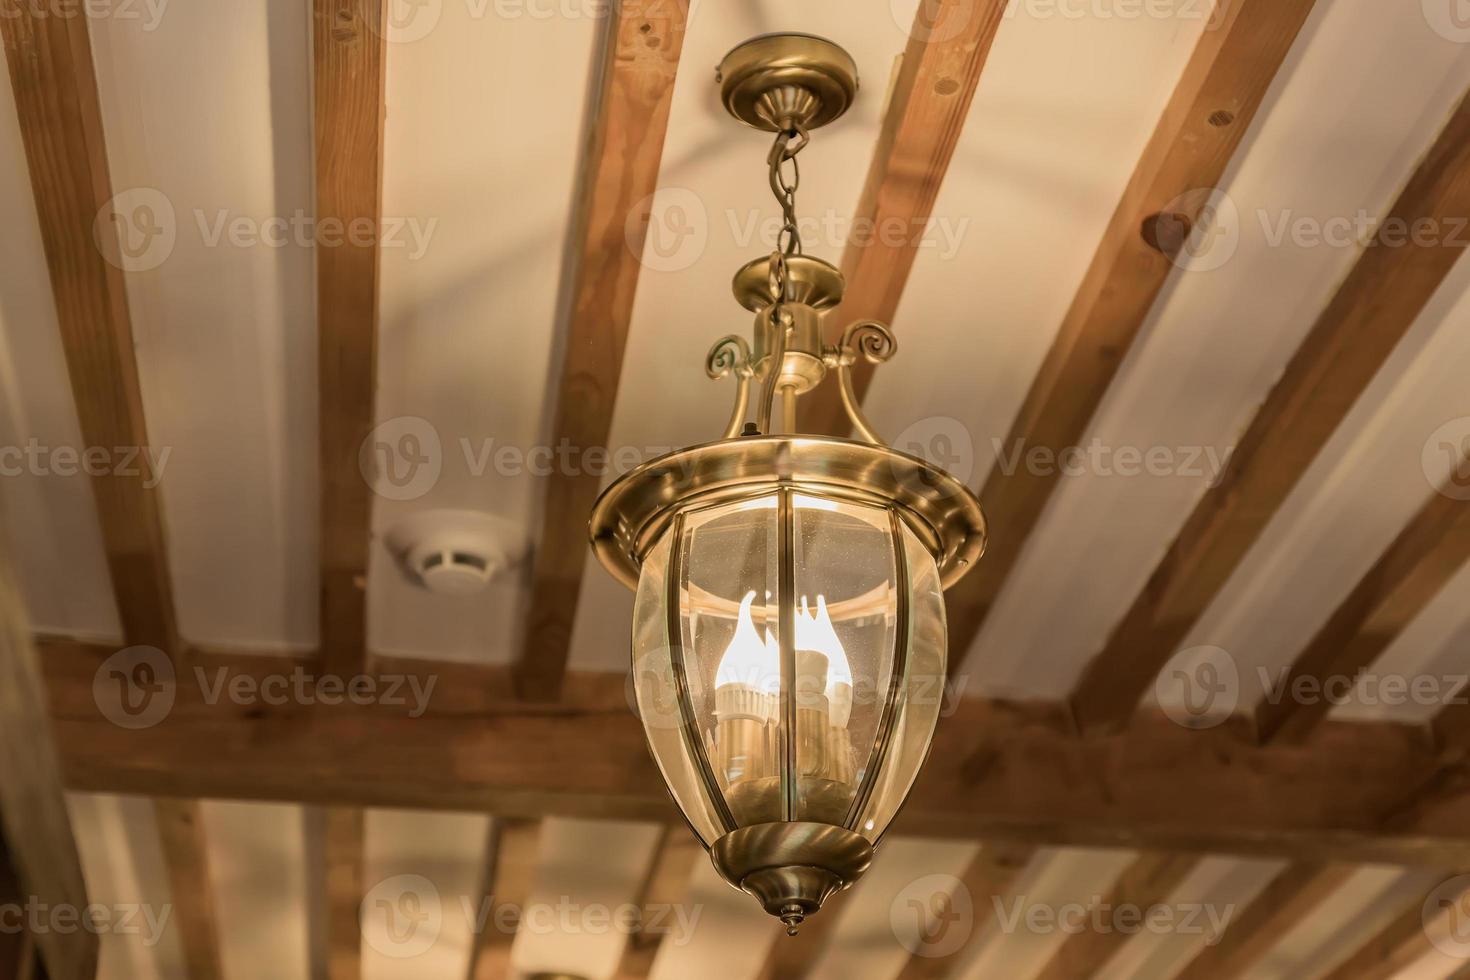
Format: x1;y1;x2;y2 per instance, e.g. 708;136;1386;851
798;595;853;727
715;591;781;695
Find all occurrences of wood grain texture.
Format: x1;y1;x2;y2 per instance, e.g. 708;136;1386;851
0;554;96;979
314;0;387;676
1256;474;1470;744
467;818;541;980
34;640;1470;865
1172;863;1353;980
799;0;1008;436
893;843;1035;980
1070;85;1470;734
515;0;689;700
1030;853;1199;980
154;800;223;980
942;0;1318;683
313;807;364;980
614;827;702;980
1318;875;1470;980
1;0;176;654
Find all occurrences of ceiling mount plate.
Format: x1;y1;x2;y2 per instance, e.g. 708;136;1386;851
717;33;858;132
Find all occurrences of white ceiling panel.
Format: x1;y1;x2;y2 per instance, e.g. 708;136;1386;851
0;55;120;642
370;0;600;663
66;793;187;980
961;0;1470;699
87;0;319;653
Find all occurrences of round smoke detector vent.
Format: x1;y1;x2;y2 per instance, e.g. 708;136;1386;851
382;509;527;597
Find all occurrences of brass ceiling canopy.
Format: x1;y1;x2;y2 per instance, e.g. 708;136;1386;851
589;32;986;936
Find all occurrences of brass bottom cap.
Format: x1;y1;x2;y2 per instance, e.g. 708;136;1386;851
710;822;874;934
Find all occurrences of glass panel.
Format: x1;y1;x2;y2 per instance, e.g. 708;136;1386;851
631;531;724;844
790;496;898;825
679;495;780;826
853;521;946;841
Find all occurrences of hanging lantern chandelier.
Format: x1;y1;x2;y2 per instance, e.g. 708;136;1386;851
589;33;986;933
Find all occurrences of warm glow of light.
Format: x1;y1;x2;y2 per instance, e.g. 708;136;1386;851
715;591;781;694
733;493;841;512
798;595;852;691
715;590;855;726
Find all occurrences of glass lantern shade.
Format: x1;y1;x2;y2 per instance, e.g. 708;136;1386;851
626;484;948;925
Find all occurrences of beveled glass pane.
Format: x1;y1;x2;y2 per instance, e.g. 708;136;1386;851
678;495;781;826
790;496;898;825
631;532;724;844
853;521;946;841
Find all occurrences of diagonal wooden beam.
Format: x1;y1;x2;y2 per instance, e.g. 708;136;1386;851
614;827;702;979
467;818;541;980
1030;853;1198;980
312;807;364;980
1;0;177;656
893;842;1036;980
315;0;388;678
1071;85;1470;733
941;0;1318;678
799;0;1008;436
1172;862;1353;980
1256;471;1470;744
0;533;95;979
1317;875;1470;980
513;0;689;701
154;800;223;980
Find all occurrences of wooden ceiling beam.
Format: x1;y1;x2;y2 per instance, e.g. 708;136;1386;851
941;0;1318;678
153;800;224;980
798;0;1008;436
614;827;702;980
1030;853;1199;980
1;0;177;657
893;842;1036;980
314;0;389;678
310;806;365;980
1317;875;1470;980
514;0;689;701
1171;862;1354;980
467;818;541;980
1070;84;1470;733
36;640;1470;866
0;545;95;979
1256;472;1470;744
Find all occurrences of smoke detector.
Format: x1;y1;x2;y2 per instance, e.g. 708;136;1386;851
382;509;527;597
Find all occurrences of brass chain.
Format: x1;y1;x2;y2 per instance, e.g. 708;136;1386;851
765;124;809;312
